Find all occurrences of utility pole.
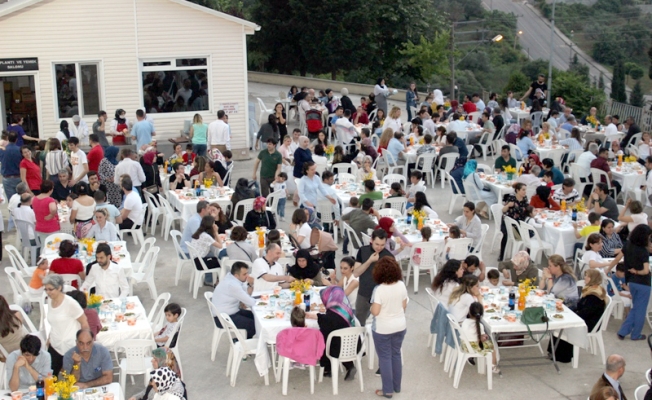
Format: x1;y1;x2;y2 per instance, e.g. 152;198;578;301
547;0;556;108
450;22;456;103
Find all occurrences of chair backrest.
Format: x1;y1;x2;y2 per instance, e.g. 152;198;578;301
158;196;176;216
509;143;523;161
446;314;479;356
332;163;353;176
381;197;407;215
316;200;335;223
547;148;565;168
134;237;157;265
221;313;255;352
6;245;33;276
477;163;492;174
409;241;440;268
526;182;540;199
266;190;284;215
143;191;160;213
324;327;365;362
446;171;464;197
383;174;406;187
605;276;624;305
148;292;171;329
170;230;191;261
165;308;187;349
530;111;543;131
437;153;458;172
630;132;642;146
462;176;485;203
41;233;75;255
233;198;255;225
342;222;362;249
337;173;356;184
186;242;210;271
368;109;377;122
60;273;82;287
377;208;403;219
276;327;325;365
425;287;440;314
635;384;648;400
114;339;155;372
447;238;473;261
5;267;29;302
137;246;160;276
490;204;503;225
415;153;437;171
471;224;490;255
360;231;372;246
15;219;40;249
590;168;612;189
504;217;521;243
467;111;481;123
570;163;588;181
593;296;614;333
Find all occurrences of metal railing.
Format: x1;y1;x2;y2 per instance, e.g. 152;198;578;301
600;99;651;132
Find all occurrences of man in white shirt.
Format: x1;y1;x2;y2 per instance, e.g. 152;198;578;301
472;93;485;111
118;177;144;230
212;261;256;338
207;110;230;153
420;110;436;135
447;113;470;134
68;137;88;185
335;110;358;148
70;115;89;146
517;165;542;187
12;193;36;241
320;171;342;223
558;107;574;124
113;148;146;192
644;157;652;218
180;201;209;256
8;182;28;216
81;244;129;298
251;243;295;292
576;143;599;174
289;129;301;154
604;115;619;138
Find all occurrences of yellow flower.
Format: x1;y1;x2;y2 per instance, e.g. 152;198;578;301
290;279;312;293
503;165;517;174
411;209;427;220
325;144;335;156
53;371;77;399
87;293;103;307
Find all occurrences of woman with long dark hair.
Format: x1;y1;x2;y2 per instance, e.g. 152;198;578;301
56;120;70;143
0;295;27;362
98;146;122;207
431;260;464;305
208;203;233;234
110;108;128;145
189;215;223;272
275;102;288;141
530;185;560;210
409;191;438;220
617;224;652;340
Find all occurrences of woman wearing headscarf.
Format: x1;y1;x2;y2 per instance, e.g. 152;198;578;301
306;286;359;380
243;196;276;231
375;217;412;256
230;178;255;221
462;160;497;218
549;269;606;363
498;251;539;287
530;185;560;210
98;146;122;207
287;249;322;282
129;348;186;400
149;365;186;400
432;89;444;107
140;149;162;195
110;109;128;145
373;78;391;114
56;120;70;144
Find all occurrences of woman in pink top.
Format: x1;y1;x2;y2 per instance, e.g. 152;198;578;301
31;180;60;246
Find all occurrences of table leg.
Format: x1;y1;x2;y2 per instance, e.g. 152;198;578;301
550;329;562;374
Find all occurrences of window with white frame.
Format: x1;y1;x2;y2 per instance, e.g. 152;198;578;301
141;58;209;113
54;62;101;118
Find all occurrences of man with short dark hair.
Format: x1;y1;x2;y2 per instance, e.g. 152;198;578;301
253;138;282;197
560;115;577;133
92;111;110;147
0;131;22;200
62;329;113;389
81;243;129;298
87;171;106;198
358;180;383;203
86;134;104;173
118;177;144;230
342;198;380;252
212;261;256;338
539;158;565;185
7;335;51;391
353;229;394;325
68;137;89;185
181;200;209;256
131;109;156;151
590;148;621;195
520;74;547;105
586;182;619;220
113;148;145;194
589;354;626;400
472;93;485;111
621;116;641;149
387;131;406;161
208;110;230;153
552;178;580;205
495;145;516;171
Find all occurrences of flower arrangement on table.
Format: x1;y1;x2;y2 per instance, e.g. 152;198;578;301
503;165;517;179
576;199;586;213
78;238;96;256
459;115;466;121
363;172;374;181
412;209;427;229
625;155;637;163
53;371;78;400
443;100;451;109
87;293;103;311
519;278;537;297
325;144;335;158
586;115;599;128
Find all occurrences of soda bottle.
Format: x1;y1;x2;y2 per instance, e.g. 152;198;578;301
36;374;45;400
572;207;577;222
304;292;311;311
508;289;515;311
195;180;201;197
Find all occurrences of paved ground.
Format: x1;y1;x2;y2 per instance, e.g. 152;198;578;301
1;82;651;399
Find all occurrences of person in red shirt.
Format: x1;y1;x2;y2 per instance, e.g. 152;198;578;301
86;133;104;173
462;94;477;115
183;144;196;165
352;105;369;125
590;147;623;195
49;240;85;288
530;185;560;210
19;145;42;195
67;289;102;336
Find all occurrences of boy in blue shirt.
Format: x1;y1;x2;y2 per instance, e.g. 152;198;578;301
607;264;631;317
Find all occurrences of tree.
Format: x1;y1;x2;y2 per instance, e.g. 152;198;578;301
649;46;652;79
592;32;624;66
624;62;644;85
503;71;530;95
611;60;627;103
190;0;245;18
630;80;644;107
598;73;605;90
553;71;605;116
399;34;451;83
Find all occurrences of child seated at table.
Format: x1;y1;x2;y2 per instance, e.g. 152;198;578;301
411;227;432;266
485;269;502;288
385;183;405;207
291;306;306;328
572;212;601;253
608;264;631;316
444;226;461;260
155;303;182;347
28;257;49;296
461;302;500;374
183;144;196;165
542;171;554;188
406;170;425;207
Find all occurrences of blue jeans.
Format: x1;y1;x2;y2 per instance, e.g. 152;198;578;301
277;197;286;218
193;144;207;157
617;282;651;339
373;329;406;395
3;176;21;201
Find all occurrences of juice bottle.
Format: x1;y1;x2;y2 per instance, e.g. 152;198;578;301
44;371;54;396
560;199;566;213
517;287;526;311
617;154;623;167
294;290;302;306
257;228;265;248
538;134;544;145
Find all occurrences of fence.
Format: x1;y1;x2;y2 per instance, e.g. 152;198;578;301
600;99;652;132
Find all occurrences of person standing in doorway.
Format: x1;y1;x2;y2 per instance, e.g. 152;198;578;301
207;110;230;154
189;113;208;157
0;131;22;201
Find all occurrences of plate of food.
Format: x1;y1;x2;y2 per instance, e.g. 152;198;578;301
263;314;275;319
257;302;268;306
490;316;502;320
485;308;496;313
552;314;564;319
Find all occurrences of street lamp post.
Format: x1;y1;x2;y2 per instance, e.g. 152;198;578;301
547;0;556;108
513;30;523;50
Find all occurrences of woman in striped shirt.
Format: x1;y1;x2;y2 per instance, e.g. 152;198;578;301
599;219;623;258
559;128;583;162
44;138;69;184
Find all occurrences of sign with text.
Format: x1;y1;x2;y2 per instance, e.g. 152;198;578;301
219;102;239;114
0;58;39;72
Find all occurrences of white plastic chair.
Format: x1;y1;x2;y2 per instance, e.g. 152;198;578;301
342;222;363;250
131;237;157;273
41;233;75;255
530;111;543;133
186;242;220;299
446;314;492;390
446;171;467;215
6;245;36;278
4;267;42;307
204;292;227;362
147;292;170;332
332;163;354;175
635;384;648;400
114;339;156;395
503;216;524;259
415;153;437;188
158;196;183;241
118;203;147;246
318;327;365;395
257;97;273;126
489;204;503;252
435;153;459;189
316;200;338;241
170;230;194;286
467;111;481;124
143;191;164;236
547;148;566;170
336;172;356;184
425;288;440;356
164;308;186;378
476;132;493;161
446;238;473;261
14;219;41;266
584;296;614;365
470;224;490;257
377;208;403;219
381;197;407;215
382;174;406;187
232;199;255;226
509;143;524;162
266;190;284;222
129;246;160;300
60;273;82;287
382;151;406;177
518;221;554;265
405;241;441;293
221;313;269;387
220;258;253;285
590;168;618;199
606;276;627;320
646;369;651;385
277;328;321;395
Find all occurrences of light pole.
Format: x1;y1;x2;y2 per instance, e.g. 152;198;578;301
513;30;523;50
547;0;556;108
450;34;503;102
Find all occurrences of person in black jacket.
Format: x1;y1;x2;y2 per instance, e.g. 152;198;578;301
243;196;276;231
139;149;162;194
492;107;505;141
340;88;356;116
620;116;641;149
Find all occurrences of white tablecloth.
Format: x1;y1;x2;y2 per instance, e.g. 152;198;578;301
252;289;322;376
167;189;233;221
610;165;645;192
538;211;590;259
480;176;515;201
0;382;125;400
42;241;134;277
533;144;567;161
333;182;391;206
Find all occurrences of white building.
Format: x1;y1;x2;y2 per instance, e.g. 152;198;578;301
0;0;258;156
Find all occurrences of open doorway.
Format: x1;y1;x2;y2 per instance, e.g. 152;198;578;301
1;75;38;137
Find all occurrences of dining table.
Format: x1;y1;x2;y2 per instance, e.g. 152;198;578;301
482;287;588;371
167;187;235;221
537;210;590;259
333;181;392;207
610;162;645;192
533;142;567;161
1;382;125;400
41;241;134;277
479;173;516;201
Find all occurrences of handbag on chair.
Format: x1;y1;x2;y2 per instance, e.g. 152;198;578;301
520;306;549;343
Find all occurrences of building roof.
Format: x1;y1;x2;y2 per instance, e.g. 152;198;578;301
0;0;260;31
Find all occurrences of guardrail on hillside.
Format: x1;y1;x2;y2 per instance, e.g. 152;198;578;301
601;99;651;132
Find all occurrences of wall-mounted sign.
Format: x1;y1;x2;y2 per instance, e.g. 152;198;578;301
0;58;39;72
219;102;239;114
